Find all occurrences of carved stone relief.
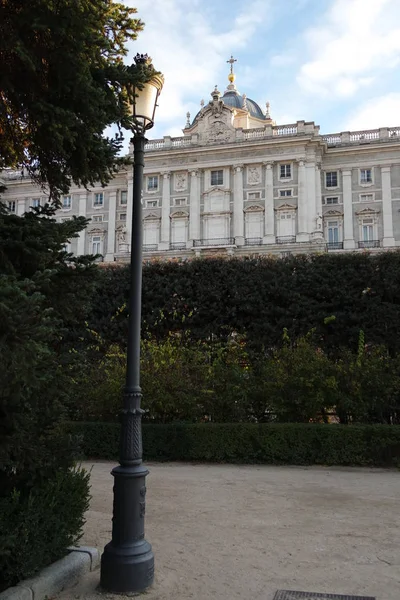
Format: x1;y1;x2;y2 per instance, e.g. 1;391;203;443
247;166;261;185
174;172;187;191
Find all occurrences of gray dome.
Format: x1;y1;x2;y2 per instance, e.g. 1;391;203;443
221;90;265;120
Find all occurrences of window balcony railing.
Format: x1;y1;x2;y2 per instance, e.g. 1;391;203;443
276;235;296;244
143;244;158;252
193;238;235;247
358;240;380;249
169;242;186;250
326;242;344;250
245;237;263;246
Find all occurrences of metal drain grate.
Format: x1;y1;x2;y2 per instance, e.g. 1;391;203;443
274;592;376;600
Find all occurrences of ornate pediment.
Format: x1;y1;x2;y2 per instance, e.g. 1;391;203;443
355;207;380;216
202;187;231;197
192;94;236;145
324;209;343;217
143;212;160;221
170;210;189;219
275;202;296;211
244;203;264;212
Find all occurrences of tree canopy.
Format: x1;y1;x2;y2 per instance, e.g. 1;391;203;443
0;0;152;202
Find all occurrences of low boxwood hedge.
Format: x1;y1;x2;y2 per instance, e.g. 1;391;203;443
64;422;400;467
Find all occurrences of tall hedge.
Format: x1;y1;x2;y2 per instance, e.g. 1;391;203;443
91;253;400;355
64;422;400;468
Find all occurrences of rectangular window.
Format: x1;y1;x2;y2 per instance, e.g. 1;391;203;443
173;197;187;206
360;168;372;184
147;176;159;191
119;212;127;221
323;197;339;205
60;217;71;223
279;189;292;197
7;200;16;212
280;164;291;179
362;220;374;241
32;198;41;208
92;236;102;254
62;195;72;209
325;172;338;187
360;193;374;202
327;221;339;244
146;200;158;208
211;170;223;186
120;190;127;205
92;214;103;223
247;191;261;200
93;192;104;207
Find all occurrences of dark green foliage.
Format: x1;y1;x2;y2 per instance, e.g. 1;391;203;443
0;206;94;590
64;421;400;467
0;0;155;202
89;253;400;357
0;467;90;592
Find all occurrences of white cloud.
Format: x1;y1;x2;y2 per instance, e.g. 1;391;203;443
125;0;273;137
344;93;400;130
297;0;400;98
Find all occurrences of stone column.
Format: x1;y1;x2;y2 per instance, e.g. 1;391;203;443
310;163;323;240
263;162;275;244
159;172;171;250
189;169;200;244
342;169;355;249
306;162;317;236
233;165;244;245
17;199;26;216
76;192;87;255
104;191;117;261
381;166;395;247
297;160;308;242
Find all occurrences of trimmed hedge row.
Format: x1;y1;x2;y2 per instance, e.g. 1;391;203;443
65;422;400;467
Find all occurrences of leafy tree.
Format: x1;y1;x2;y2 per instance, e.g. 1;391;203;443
0;0;154;201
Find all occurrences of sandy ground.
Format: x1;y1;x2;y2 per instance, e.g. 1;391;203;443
58;462;400;600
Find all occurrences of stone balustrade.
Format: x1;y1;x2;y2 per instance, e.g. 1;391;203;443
145;122;400;152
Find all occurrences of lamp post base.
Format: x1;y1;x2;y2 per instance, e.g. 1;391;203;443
101;542;154;594
100;465;154;594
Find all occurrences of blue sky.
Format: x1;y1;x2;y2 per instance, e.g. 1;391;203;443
124;0;400;140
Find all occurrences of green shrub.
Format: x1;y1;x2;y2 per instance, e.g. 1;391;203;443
90;252;400;357
0;466;90;592
64;421;400;467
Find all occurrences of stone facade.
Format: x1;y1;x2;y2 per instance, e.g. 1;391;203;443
2;79;400;262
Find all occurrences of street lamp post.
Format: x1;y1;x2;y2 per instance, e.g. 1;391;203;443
100;54;164;595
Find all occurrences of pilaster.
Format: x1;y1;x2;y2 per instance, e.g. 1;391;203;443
342;169;355;249
159;172;171;250
104;191;117;261
381;166;395;247
233;165;244;245
263;162;275;243
189;170;201;241
296;160;309;242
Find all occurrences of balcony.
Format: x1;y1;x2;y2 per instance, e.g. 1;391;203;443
193;238;235;247
169;242;186;250
276;235;296;244
245;237;262;246
326;242;344;250
143;244;158;252
358;240;380;249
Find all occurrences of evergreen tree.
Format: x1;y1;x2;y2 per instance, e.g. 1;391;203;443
0;0;152;201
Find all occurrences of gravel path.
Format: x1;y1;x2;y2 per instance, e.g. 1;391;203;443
58;462;400;600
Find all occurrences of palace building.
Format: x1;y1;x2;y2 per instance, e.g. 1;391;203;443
2;58;400;261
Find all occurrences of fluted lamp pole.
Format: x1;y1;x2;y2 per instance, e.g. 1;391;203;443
100;54;164;594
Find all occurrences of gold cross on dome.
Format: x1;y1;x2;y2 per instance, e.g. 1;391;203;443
227;55;237;74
